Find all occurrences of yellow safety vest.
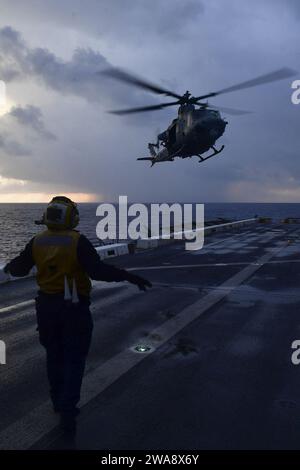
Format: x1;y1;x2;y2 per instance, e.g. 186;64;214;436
32;229;91;296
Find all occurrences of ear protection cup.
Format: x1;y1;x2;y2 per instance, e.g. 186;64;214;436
71;205;80;229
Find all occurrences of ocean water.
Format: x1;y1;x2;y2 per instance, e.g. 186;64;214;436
0;202;299;263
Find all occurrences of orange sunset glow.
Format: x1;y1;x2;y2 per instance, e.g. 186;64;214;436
0;192;101;203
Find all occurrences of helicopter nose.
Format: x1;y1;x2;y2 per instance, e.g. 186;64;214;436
208;119;227;139
220;119;228;130
213;119;227;132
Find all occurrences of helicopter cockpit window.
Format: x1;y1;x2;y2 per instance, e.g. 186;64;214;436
195;109;206;117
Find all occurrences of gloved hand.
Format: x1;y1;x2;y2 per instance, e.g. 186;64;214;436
1;264;10;282
127;273;152;291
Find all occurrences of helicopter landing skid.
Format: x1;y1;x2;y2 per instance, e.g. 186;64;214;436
197;145;224;163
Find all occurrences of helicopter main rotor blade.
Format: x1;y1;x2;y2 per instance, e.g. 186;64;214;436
195;67;297;101
204;104;252;115
102;68;182;100
108;101;179;115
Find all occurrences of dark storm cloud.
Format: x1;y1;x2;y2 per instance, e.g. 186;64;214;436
0;26;156;112
0;25;177;128
0;0;204;42
0;133;30;157
0;103;55;161
9;105;56;140
60;0;205;41
279;0;300;18
0;104;53;162
0;26;25;81
0;26;108;100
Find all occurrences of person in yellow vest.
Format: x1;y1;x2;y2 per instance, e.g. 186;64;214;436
4;196;152;434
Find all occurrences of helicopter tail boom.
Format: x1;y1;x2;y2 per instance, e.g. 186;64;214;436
137;156;156;166
137;157;155;161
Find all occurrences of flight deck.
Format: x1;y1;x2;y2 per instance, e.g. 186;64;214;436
0;220;300;450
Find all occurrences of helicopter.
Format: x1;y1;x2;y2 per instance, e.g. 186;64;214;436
102;67;296;166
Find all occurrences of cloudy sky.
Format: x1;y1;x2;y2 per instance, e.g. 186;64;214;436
0;0;298;203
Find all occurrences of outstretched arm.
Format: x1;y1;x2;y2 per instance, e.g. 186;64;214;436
4;238;35;277
77;235;152;291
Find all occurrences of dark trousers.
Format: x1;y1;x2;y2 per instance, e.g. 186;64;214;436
35;293;93;416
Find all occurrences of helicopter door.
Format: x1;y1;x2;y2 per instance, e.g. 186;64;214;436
168;122;177;146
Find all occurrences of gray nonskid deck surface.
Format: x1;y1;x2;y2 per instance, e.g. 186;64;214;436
0;223;300;449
